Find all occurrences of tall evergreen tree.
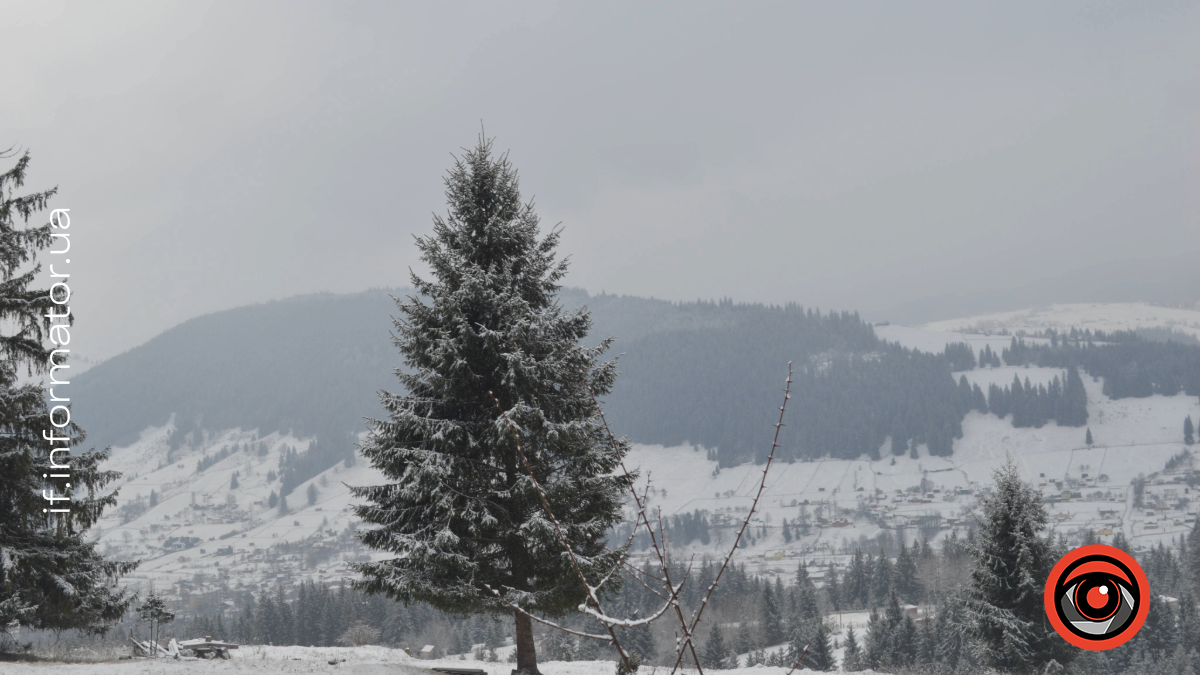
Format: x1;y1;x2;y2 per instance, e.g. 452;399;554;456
0;150;136;637
351;137;627;674
620;610;656;663
1186;415;1195;446
1086;427;1093;446
845;550;869;609
893;539;920;604
1056;366;1088;426
841;625;861;671
761;582;784;645
795;619;835;671
1187;520;1200;595
966;460;1073;673
824;563;842;612
871;553;893;606
703;624;728;668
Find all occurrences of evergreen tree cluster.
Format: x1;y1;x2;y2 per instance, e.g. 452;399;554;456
196;444;237;473
171;512;1200;675
184;581;514;653
1002;335;1200;400
605;314;974;464
610;509;711;550
838;539;928;610
786;344;965;460
0;150;135;638
944;342;977;371
276;441;344;498
979;343;1003;367
977;366;1089;428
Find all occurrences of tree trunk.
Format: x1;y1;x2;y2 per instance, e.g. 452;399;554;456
514;610;540;675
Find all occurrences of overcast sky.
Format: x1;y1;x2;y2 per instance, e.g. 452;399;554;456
5;1;1199;361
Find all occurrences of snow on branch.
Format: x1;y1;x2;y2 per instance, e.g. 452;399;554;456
487;391;636;673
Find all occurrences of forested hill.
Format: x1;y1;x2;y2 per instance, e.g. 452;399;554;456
72;287;974;467
70;290;403;449
79;289;1200;468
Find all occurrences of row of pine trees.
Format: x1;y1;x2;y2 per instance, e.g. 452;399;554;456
175;462;1200;673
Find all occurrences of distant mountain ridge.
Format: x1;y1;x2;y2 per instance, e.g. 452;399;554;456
71;289;403;449
72;290;1200;471
70;287;764;448
72;288;909;464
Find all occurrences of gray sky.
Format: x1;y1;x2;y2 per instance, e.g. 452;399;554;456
5;1;1198;361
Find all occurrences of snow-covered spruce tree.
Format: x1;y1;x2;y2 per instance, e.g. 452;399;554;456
966;459;1073;673
702;623;728;668
351;137;626;675
0;150;136;640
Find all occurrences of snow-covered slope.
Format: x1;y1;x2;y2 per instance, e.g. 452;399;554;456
91;303;1200;601
94;423;388;597
626;372;1196;565
921;302;1200;340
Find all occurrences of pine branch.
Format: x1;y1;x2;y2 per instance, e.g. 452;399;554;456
487;390;635;672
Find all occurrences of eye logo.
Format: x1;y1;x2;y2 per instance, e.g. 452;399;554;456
1044;544;1150;650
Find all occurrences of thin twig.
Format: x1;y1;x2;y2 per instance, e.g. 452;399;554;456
583;374;709;674
668;362;794;675
784;644;810;675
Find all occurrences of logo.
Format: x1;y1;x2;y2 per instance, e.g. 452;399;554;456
1044;544;1150;650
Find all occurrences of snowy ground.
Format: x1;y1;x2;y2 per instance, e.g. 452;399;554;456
2;645;875;674
920;302;1200;340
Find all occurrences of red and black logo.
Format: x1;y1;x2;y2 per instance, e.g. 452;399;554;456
1044;544;1150;650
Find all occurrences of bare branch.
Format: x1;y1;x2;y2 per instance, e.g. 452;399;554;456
784;644;810;675
583;373;709;674
669;362;794;675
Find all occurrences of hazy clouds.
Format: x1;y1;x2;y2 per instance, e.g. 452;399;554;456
4;0;1198;360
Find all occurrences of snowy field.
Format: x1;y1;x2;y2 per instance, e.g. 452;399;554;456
2;646;871;674
920;302;1200;340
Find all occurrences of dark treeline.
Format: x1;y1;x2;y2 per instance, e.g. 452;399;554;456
976;366;1090;429
172;523;1200;674
602;302;968;464
183;580;513;656
788;344;964;460
944;342;978;371
603;302;878;466
610;509;712;550
276;436;356;499
70;289;1200;475
1002;333;1200;400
